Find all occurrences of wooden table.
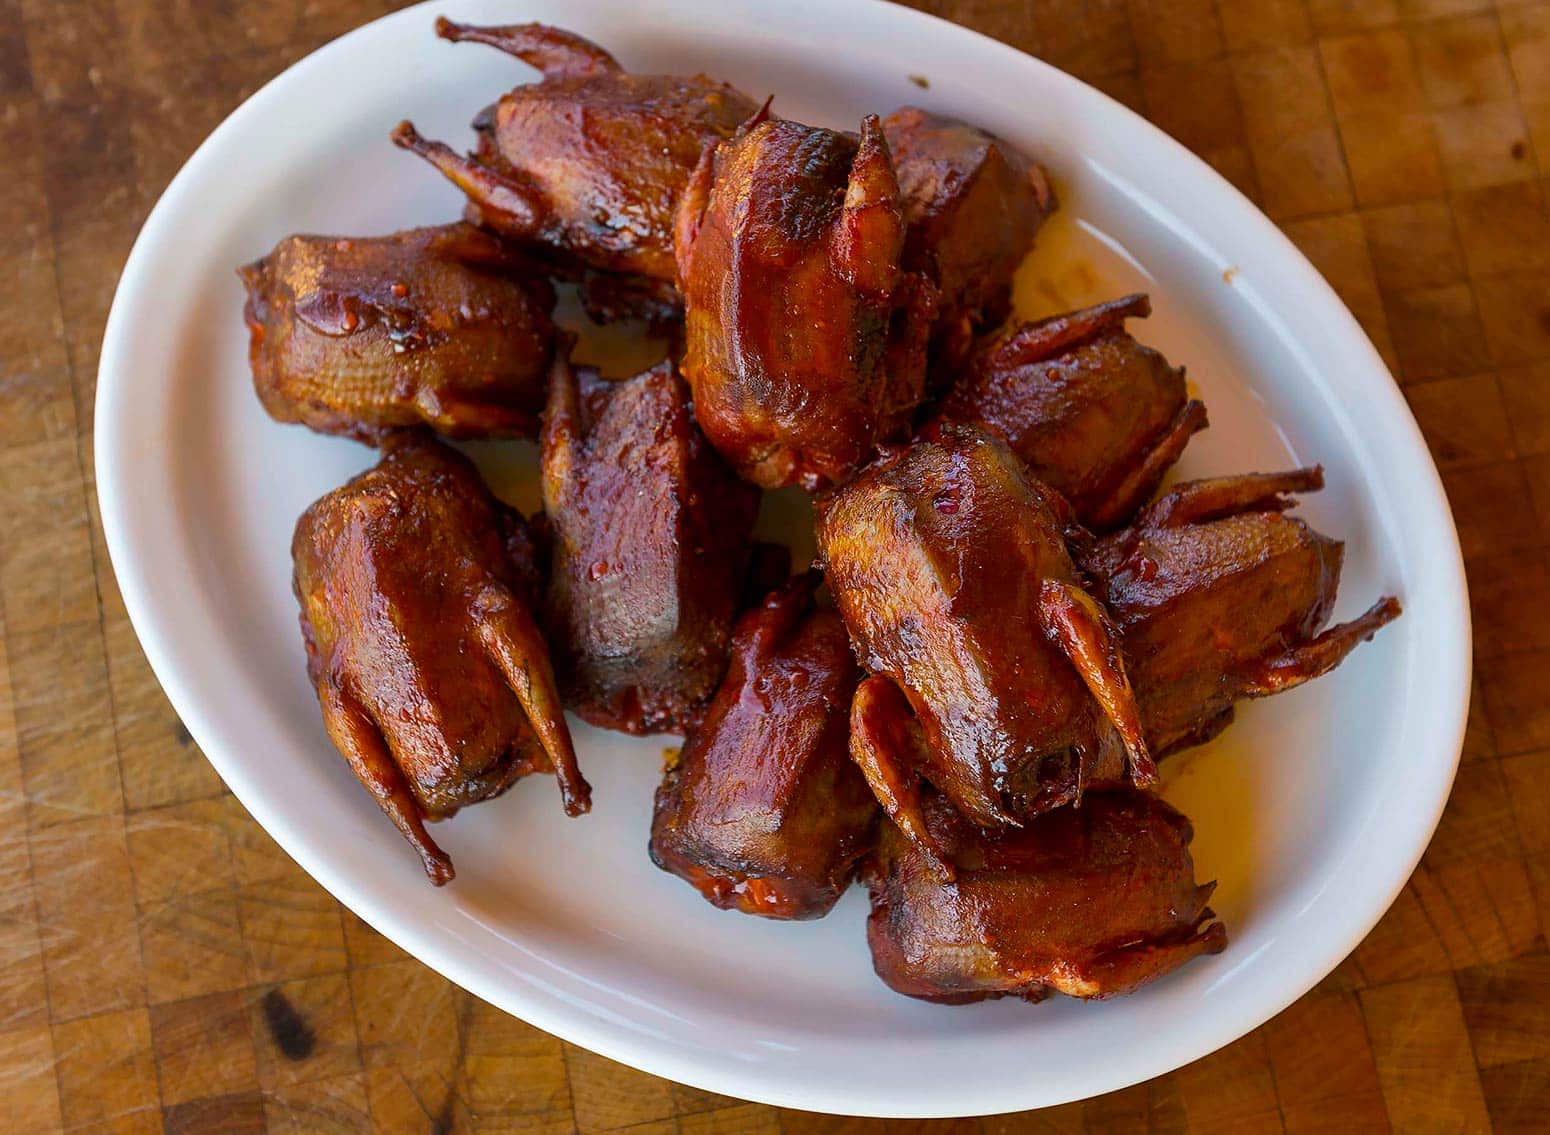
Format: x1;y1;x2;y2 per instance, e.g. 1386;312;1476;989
1;1;1547;1130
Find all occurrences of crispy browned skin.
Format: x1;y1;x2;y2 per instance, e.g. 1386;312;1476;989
883;107;1055;361
292;433;589;885
864;790;1225;1003
1084;469;1402;756
816;425;1153;870
676;112;934;491
238;224;556;444
540;351;759;734
649;573;876;919
392;20;757;285
936;295;1207;531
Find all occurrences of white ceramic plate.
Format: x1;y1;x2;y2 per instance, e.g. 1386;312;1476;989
97;0;1470;1117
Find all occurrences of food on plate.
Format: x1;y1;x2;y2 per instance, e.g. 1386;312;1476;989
934;294;1207;531
676;111;936;490
1083;468;1403;756
240;22;1412;1008
392;19;757;317
817;424;1153;871
883;106;1055;373
540;349;760;734
292;432;588;885
650;573;876;919
238;223;556;443
864;788;1226;1003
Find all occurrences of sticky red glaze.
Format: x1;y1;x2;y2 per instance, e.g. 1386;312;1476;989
817;425;1138;826
864;790;1225;1003
650;574;877;919
403;22;756;283
1085;470;1402;755
884;106;1055;344
936;294;1205;531
293;433;586;883
239;224;556;443
541;354;759;734
677;116;929;491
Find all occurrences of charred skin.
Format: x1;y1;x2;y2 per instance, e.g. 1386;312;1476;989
292;433;588;885
883;106;1055;365
676;114;927;491
540;351;760;734
864;790;1226;1003
392;20;757;285
817;425;1151;864
649;573;877;919
1084;469;1402;756
238;224;556;443
936;294;1207;531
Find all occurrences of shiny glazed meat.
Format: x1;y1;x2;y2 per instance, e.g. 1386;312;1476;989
239;224;556;443
883;106;1055;356
816;425;1152;869
935;294;1206;531
540;351;760;734
676;112;934;490
393;19;757;285
1084;468;1402;755
292;433;588;885
649;573;876;919
864;790;1226;1003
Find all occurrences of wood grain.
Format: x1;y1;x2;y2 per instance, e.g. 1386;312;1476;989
0;0;1546;1129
